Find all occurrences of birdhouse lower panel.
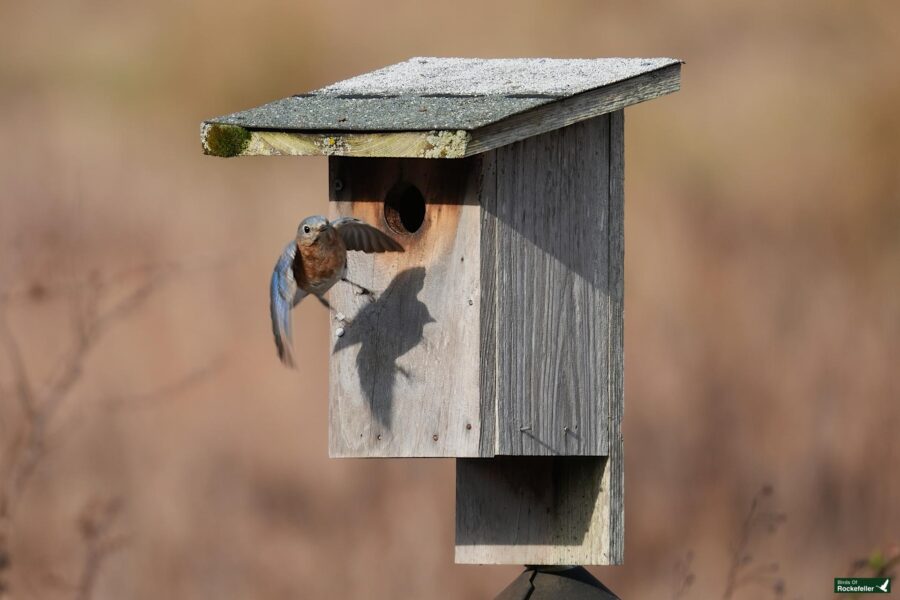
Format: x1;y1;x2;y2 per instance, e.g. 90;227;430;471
328;157;486;457
455;456;621;565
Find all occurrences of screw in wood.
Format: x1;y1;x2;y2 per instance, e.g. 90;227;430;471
333;178;344;191
432;434;439;442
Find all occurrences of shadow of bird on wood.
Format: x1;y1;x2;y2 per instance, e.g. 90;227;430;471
333;267;434;429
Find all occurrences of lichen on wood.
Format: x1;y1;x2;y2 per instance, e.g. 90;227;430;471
316;135;350;156
423;130;470;158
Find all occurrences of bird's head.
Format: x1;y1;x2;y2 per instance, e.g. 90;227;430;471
296;215;331;246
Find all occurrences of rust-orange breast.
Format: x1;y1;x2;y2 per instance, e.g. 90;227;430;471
293;228;347;294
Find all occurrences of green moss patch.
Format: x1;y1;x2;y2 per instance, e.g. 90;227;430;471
203;123;251;157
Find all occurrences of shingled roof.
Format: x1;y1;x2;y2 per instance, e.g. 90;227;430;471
201;57;681;159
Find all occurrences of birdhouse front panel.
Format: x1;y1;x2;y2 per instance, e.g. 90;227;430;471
328;157;487;458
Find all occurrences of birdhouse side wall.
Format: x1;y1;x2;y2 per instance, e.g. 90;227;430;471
456;110;625;566
480;113;622;457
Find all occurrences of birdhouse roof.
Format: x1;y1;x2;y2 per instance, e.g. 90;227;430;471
201;57;681;159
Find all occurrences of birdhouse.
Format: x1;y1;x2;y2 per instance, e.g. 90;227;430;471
202;57;681;566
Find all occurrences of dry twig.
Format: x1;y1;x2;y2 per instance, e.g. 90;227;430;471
73;497;128;600
0;262;221;599
722;485;787;600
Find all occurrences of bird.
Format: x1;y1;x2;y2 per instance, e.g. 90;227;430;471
270;215;404;367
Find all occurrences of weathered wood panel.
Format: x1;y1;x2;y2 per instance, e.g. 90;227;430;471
477;151;499;458
457;112;626;566
482;115;614;456
328;157;487;457
606;110;625;562
202;126;471;159
455;457;614;565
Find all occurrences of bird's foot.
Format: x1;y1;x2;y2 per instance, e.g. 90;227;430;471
342;278;377;303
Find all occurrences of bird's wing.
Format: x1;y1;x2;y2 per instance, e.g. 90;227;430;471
333;217;404;253
270;242;307;367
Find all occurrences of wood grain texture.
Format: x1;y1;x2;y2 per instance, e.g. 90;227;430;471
481;115;614;456
328;157;485;457
456;113;626;566
455;457;613;565
606;110;625;563
203;129;471;158
477;151;499;458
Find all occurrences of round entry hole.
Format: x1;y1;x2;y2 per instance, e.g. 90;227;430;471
384;182;426;234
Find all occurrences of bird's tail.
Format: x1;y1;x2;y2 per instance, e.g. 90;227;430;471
270;290;295;368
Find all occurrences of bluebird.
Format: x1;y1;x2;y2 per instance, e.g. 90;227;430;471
270;215;404;367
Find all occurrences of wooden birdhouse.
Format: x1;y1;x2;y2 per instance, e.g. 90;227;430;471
202;57;681;566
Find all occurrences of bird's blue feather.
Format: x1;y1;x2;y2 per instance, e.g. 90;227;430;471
270;242;304;367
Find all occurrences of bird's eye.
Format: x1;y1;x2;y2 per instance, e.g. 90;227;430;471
303;225;311;234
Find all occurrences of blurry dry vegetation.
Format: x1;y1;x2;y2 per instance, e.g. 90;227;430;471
0;1;898;598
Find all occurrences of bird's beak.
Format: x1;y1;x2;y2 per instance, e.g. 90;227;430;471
316;222;328;232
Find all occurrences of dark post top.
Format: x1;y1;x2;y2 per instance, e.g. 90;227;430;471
200;57;681;158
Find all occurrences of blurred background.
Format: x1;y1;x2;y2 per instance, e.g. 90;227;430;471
1;1;898;598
